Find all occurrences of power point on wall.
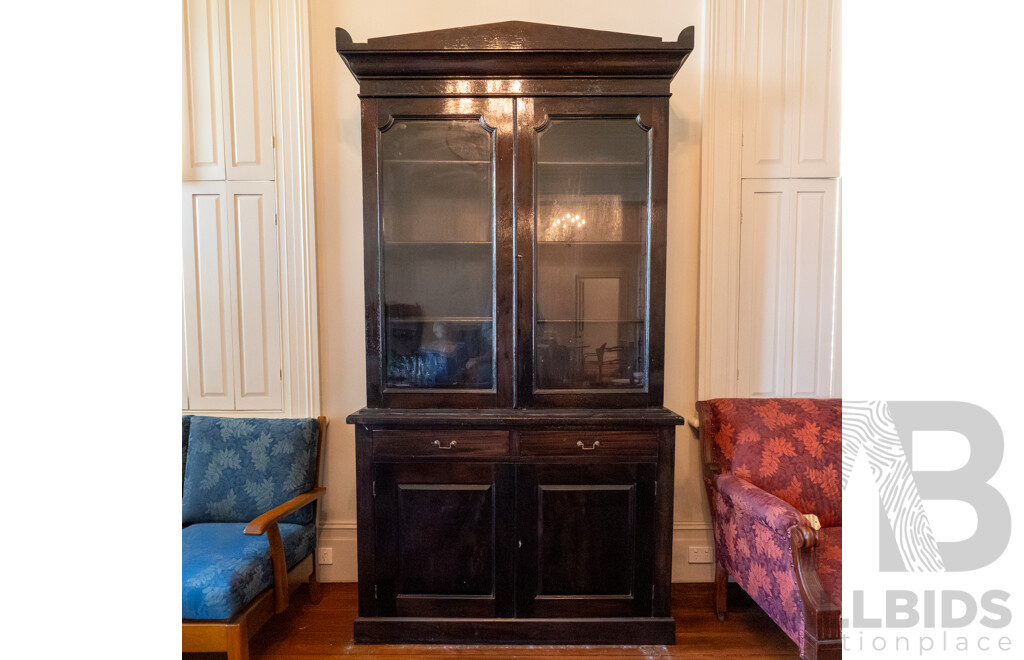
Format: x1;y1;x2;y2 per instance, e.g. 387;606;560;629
688;545;712;564
318;547;333;565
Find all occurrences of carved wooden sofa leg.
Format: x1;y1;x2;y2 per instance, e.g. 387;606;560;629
714;564;728;621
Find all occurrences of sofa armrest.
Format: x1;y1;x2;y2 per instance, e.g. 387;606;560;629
242;487;325;614
716;473;803;533
243;487;326;536
792;525;842;652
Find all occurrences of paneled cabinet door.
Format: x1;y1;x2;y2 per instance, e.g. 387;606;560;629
741;0;841;178
183;0;276;181
183;181;283;411
516;96;668;408
366;97;514;409
516;463;656;618
737;178;838;397
372;462;515;618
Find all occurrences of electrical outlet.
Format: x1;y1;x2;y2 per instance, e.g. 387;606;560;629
317;547;333;565
688;545;712;564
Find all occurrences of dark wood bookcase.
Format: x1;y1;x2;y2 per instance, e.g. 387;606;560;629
338;21;693;645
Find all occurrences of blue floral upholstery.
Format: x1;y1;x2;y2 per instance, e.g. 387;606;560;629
182;522;317;619
182;417;320;525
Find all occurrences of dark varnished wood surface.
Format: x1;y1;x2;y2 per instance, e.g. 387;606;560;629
184;582;800;659
347;408;686;428
337;22;694;88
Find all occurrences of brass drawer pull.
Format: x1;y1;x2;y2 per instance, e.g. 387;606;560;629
433;439;457;450
576;440;601;451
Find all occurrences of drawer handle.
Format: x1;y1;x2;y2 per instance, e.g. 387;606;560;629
577;440;601;451
433;439;457;450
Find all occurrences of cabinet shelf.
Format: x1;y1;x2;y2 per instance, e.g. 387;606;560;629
389;316;492;323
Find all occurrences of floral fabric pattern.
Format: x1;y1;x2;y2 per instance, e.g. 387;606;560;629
701;398;842;526
182;522;316;619
698;398;842;657
182;416;320;525
713;473;806;648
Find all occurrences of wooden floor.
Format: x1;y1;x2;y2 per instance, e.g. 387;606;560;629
184;583;799;659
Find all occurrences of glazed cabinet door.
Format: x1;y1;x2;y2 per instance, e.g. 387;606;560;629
516;97;668;408
363;98;514;409
373;462;515;617
516;462;657;618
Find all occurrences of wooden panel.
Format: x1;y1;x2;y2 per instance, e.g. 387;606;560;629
737;179;838;397
373;430;509;458
737;180;792;396
741;0;841;178
520;430;658;457
516;463;655;618
792;0;841;177
374;462;514;618
229;182;282;410
182;182;235;409
222;0;276;180
790;180;838;396
741;0;791;178
182;0;225;180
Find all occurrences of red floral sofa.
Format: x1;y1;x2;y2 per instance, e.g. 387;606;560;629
696;398;841;660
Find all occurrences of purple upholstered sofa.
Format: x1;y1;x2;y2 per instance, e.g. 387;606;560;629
697;398;842;660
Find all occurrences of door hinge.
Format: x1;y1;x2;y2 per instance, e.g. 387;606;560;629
275;212;278;226
272;134;276;149
279;368;283;380
654;480;658;498
374;584;378;600
372;480;376;497
652;585;656;605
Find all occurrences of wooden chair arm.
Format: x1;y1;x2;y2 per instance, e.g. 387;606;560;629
243;487;326;536
791;525;841;647
242;487;325;614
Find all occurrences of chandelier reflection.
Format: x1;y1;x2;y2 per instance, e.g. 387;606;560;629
543;195;624;243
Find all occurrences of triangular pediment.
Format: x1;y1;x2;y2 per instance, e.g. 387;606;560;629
344;21;680;51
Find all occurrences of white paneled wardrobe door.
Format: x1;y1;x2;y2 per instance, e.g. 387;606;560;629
228;182;283;410
222;0;276;181
741;0;841;178
183;182;283;411
183;183;235;409
737;179;838;397
738;180;793;397
183;0;226;181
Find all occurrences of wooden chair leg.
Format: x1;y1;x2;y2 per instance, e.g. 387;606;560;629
225;620;249;660
714;564;728;621
308;563;322;605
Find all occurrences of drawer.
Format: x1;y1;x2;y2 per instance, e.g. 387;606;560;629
520;431;658;457
373;430;510;458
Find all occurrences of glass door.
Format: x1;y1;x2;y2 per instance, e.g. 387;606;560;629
516;97;668;407
368;98;514;408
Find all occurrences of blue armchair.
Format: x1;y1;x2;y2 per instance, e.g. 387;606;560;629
182;415;327;660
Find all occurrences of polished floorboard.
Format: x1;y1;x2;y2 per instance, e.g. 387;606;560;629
184;583;800;659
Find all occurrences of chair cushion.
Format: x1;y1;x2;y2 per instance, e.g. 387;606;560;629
182;417;320;525
182;522;316;620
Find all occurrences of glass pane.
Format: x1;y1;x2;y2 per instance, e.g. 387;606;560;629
381;119;495;390
534;118;649;391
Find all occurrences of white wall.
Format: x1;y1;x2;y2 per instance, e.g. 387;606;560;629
308;0;710;582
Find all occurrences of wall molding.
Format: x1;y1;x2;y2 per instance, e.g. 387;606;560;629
697;0;744;400
272;0;321;417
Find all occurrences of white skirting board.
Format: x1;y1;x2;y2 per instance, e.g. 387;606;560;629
315;521;716;584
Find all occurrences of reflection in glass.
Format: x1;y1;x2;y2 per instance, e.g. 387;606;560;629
534;119;650;390
380;119;495;389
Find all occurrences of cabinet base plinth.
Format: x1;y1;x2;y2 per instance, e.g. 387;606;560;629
353;616;676;645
